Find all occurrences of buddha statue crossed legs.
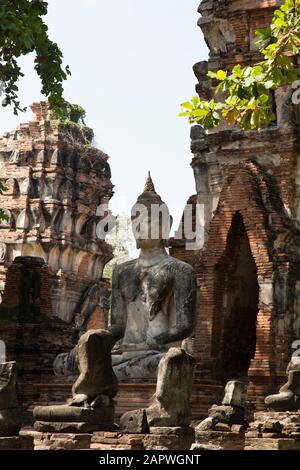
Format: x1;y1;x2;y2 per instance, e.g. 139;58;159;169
54;173;197;381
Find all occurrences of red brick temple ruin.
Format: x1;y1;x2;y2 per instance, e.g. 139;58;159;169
0;102;113;328
171;0;300;418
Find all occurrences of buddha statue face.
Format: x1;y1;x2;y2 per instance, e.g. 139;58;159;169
131;173;172;250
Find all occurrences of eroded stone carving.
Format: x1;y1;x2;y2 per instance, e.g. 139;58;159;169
34;329;118;433
0;362;21;437
0;243;6;263
195;380;247;433
120;409;149;434
70;329;118;406
109;174;197;380
146;347;195;428
198;1;236;55
53;175;197;381
222;380;247;407
265;359;300;411
120;348;195;433
0;102;113;326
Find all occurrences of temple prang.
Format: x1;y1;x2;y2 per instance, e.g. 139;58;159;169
0;101;113;329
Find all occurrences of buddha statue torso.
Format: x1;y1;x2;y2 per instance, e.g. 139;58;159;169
109;174;197;380
110;255;196;380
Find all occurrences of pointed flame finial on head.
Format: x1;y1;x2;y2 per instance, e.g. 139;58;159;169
144;171;156;193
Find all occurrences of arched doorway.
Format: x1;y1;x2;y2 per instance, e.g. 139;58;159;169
214;212;259;382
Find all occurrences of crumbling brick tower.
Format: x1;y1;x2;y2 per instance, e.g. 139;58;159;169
172;0;300;418
0;102;113;330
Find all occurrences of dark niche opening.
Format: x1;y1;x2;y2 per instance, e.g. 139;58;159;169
213;211;259;382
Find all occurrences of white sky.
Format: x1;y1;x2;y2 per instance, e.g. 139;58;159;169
0;0;208;230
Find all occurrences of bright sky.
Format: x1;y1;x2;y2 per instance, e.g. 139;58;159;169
0;0;208;230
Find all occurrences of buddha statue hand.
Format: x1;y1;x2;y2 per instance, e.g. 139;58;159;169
146;332;168;352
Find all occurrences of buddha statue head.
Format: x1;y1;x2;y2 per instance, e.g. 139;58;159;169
131;172;172;250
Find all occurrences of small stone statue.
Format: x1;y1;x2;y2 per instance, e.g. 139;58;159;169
0;362;21;437
120;347;195;432
265;359;300;411
110;174;197;380
146;347;195;427
34;329;118;433
195;380;247;432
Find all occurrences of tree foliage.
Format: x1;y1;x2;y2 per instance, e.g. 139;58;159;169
0;0;70;115
61;103;86;125
180;0;300;130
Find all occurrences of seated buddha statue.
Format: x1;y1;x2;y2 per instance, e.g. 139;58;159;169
109;173;197;380
53;174;197;381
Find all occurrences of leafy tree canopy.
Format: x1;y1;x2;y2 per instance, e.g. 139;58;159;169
0;0;70;115
180;0;300;131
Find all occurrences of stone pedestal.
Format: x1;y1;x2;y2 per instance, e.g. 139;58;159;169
91;428;194;451
91;432;144;450
0;362;22;437
250;410;300;431
245;436;300;451
32;432;92;450
34;329;118;434
192;430;245;451
245;411;300;450
0;435;34;450
144;426;195;450
33;404;115;434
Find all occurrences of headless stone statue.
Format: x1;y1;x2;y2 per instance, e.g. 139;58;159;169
0;362;21;437
195;380;247;433
70;329;118;406
110;174;197;380
146;347;195;427
120;347;195;432
265;358;300;411
34;330;118;433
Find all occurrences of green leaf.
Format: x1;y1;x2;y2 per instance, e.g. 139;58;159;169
259;94;270;104
207;71;217;79
216;70;227;81
180;0;299;131
181;101;194;110
192;109;209;118
191;95;200;107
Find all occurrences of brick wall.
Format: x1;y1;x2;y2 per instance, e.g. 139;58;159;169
0;257;76;423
